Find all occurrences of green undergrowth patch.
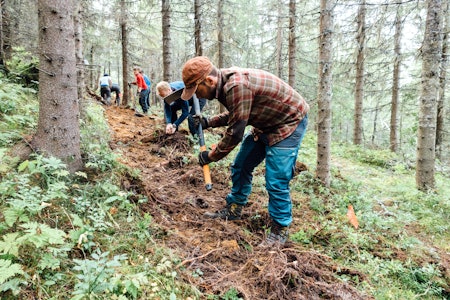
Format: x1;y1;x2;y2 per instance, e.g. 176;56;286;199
290;137;449;299
0;82;202;299
0;74;38;148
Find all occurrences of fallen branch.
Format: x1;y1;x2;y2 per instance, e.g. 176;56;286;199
177;248;222;268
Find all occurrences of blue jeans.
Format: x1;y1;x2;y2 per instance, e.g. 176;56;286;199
225;115;308;227
139;89;150;113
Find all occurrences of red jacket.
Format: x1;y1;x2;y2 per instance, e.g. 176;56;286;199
134;73;148;91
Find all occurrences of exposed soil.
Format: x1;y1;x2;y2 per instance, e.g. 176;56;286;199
104;105;370;299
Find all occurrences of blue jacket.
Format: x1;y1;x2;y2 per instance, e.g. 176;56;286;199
143;74;151;90
164;81;190;127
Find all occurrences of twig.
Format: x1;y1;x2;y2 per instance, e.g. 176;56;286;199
177;248;222;268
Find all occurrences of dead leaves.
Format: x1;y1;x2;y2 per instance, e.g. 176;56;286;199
347;204;359;229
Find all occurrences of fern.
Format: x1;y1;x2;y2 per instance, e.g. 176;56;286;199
17;222;66;248
0;233;21;257
0;259;24;285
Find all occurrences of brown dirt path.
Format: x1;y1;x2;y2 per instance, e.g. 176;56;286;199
104;105;369;300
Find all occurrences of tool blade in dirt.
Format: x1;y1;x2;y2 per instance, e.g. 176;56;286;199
163;88;184;105
193;95;212;191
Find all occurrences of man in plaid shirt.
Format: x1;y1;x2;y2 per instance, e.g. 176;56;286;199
181;56;309;247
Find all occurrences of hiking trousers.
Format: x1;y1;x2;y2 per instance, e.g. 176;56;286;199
225;115;308;227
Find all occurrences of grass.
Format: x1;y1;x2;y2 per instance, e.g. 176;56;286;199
290;134;449;299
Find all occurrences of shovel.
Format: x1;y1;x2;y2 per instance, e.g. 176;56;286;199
163;88;212;190
163;88;183;105
193;95;212;191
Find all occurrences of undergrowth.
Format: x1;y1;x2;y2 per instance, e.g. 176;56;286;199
0;79;201;299
290;134;449;299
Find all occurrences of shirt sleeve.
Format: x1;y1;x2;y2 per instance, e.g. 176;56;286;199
173;100;190;128
209;85;252;161
164;102;172;124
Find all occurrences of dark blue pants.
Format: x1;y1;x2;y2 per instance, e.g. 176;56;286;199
139;89;149;113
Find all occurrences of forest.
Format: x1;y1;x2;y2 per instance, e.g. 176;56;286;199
0;0;449;299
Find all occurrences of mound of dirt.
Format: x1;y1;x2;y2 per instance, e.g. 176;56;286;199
105;105;369;299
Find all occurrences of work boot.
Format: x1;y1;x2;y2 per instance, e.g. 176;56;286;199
259;221;289;247
203;203;242;220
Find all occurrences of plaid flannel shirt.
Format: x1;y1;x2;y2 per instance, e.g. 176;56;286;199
208;67;309;162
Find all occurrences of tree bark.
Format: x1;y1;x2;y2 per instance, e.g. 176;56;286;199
390;5;402;153
353;0;365;145
0;0;4;68
416;0;443;191
217;0;226;114
194;0;202;56
33;0;82;173
288;0;296;87
161;0;172;81
436;0;449;161
276;2;283;78
316;0;334;187
120;0;129;106
0;0;11;64
74;0;85;115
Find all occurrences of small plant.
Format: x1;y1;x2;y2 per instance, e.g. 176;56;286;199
71;249;127;299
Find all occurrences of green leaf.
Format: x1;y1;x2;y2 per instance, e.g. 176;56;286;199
37;253;61;271
70;213;84;228
3;207;28;227
0;259;24;285
75;171;87;179
18;222;66;248
17;160;29;172
0;233;21;256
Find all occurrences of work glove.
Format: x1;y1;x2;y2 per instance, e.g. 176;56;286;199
193;114;209;129
198;151;212;166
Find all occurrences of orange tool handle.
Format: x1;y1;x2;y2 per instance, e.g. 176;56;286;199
200;145;212;191
193;95;212;191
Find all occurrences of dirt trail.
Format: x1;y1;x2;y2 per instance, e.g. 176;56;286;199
104;105;368;299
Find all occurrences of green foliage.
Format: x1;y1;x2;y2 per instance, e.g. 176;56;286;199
207;287;243;300
5;47;39;88
71;250;128;299
0;259;24;285
334;143;398;168
0;80;202;299
0;78;38;148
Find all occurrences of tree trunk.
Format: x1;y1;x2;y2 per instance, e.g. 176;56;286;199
120;0;129;106
161;0;171;81
74;0;85;115
436;0;449;161
416;0;443;191
276;2;283;78
0;0;4;69
217;0;226;114
371;100;380;145
217;0;223;68
288;0;296;87
33;0;82;173
316;0;333;187
194;0;202;56
353;0;365;145
390;5;402;153
0;0;11;64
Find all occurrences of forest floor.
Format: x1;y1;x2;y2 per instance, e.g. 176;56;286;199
103;105;370;300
